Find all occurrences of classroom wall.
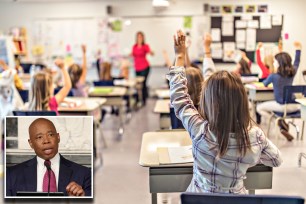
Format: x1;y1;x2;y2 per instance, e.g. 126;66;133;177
0;0;306;82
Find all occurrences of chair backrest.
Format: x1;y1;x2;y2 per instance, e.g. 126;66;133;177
53;87;74;97
93;80;114;86
170;107;184;129
13;111;57;116
181;193;305;204
283;85;306;104
20;63;32;73
18;89;29;103
241;73;259;77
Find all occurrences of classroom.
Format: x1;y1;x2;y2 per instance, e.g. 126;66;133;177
0;0;306;203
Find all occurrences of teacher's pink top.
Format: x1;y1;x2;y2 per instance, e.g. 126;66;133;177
132;44;151;72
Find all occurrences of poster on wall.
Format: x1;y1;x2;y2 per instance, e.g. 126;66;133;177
245;5;256;13
234;6;244;13
246;28;256;51
211;28;221;42
223;42;236;62
211;43;223;59
222;21;234;36
222;5;232;14
184;16;192;29
236;20;247;29
272;15;282;26
258;5;268;13
211;6;220;14
260;15;272;29
236;30;246;42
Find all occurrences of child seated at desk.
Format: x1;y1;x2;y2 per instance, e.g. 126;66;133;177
68;44;88;97
256;42;302;141
27;58;72;115
167;30;282;194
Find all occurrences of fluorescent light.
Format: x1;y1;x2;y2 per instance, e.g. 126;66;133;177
152;0;169;7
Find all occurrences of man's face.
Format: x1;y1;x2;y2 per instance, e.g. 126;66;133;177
28;119;60;160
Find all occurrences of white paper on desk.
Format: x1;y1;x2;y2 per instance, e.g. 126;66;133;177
236;42;246;49
260;15;272;29
222;21;234;36
236;29;246;42
211;42;223;59
236;20;247;28
60;99;82;108
272;15;282;26
223;42;236;62
247;20;259;28
246;29;256;51
211;28;221;42
168;145;194;164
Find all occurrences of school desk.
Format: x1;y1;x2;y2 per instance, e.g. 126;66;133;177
139;131;273;204
88;86;127;138
155;88;170;99
245;83;274;119
295;98;306;140
114;78;137;113
153;99;170;129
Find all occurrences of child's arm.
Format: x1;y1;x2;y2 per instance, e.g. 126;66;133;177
293;41;302;71
256;43;270;78
167;30;206;140
262;74;273;87
162;49;173;67
202;33;216;80
258;129;283;167
0;59;9;70
54;59;72;104
79;44;87;85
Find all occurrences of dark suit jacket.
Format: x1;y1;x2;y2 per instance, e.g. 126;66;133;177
6;154;91;197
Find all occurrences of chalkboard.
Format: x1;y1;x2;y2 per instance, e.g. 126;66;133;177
211;15;283;62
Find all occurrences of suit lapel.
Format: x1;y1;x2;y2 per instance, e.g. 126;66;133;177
24;157;37;192
58;155;73;194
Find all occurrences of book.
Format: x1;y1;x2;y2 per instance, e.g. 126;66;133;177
157;145;193;164
91;87;113;94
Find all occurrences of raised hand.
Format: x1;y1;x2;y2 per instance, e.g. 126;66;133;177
257;42;263;49
81;44;87;53
203;33;212;49
294;41;302;50
54;58;65;69
173;30;186;67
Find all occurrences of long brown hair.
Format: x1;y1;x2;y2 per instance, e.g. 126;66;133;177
28;71;53;111
135;31;145;45
68;64;82;88
100;62;112;81
238;58;251;75
275;52;295;77
186;67;203;106
199;71;252;157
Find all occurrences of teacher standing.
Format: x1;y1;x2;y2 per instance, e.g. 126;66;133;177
132;31;154;106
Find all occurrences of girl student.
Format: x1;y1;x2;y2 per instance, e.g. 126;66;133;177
68;44;88;97
167;30;282;193
256;42;302;141
28;58;72;115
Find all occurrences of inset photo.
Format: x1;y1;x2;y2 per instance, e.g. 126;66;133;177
5;116;93;198
245;5;256;13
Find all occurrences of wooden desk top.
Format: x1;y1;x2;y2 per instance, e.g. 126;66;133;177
154;99;170;113
155;89;170;99
58;97;106;112
139;131;191;167
88;86;127;97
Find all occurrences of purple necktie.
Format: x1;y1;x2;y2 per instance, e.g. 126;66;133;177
43;160;57;192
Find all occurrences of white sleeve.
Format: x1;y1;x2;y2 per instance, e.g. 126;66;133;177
202;58;216;80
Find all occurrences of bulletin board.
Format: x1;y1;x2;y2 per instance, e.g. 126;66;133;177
210;15;283;63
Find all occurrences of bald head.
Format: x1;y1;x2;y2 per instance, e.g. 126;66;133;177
28;118;60;160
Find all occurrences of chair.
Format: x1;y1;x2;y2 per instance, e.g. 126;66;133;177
13;111;57;116
181;193;305;204
267;85;306;140
241;73;259;77
20;63;32;73
54;87;74;97
170;107;184;129
93;80;114;86
18;89;29;103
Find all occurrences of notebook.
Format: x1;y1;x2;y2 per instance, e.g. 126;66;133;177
157;145;193;164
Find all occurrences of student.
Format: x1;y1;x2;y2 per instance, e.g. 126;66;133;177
202;33;217;80
256;42;302;141
232;51;252;76
99;62;113;81
131;31;154;105
0;59;24;90
185;67;203;108
28;59;72;115
6;118;91;196
167;30;282;194
68;45;87;97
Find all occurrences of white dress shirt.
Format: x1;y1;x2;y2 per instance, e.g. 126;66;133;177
36;153;60;192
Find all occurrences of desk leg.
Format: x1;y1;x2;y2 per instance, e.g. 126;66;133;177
117;104;124;140
249;189;255;195
152;193;157;204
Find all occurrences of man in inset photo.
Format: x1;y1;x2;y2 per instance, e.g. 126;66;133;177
6;117;92;197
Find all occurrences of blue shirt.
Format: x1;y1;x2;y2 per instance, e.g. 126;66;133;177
263;50;301;104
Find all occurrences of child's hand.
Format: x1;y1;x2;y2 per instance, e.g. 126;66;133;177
294;41;302;50
81;44;87;53
173;30;186;58
203;33;212;48
0;60;8;70
257;42;263;49
55;58;65;69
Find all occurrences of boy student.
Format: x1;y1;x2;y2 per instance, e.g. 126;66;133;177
6;118;91;197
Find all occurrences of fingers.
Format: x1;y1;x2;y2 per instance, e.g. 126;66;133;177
66;181;85;197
